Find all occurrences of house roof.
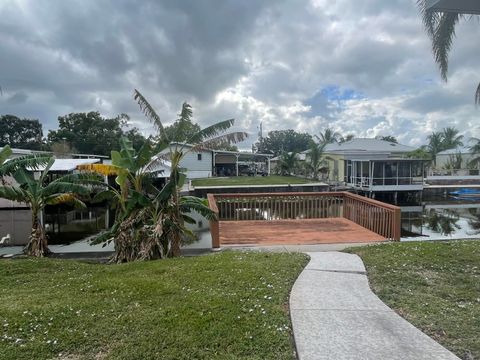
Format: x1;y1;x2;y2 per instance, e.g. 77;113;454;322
437;147;474;155
0;147;109;159
164;142;273;157
44;158;102;172
323;138;415;153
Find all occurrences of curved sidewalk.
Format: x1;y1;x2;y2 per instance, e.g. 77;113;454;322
289;252;460;360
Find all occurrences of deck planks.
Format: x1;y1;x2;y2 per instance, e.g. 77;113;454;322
219;218;386;246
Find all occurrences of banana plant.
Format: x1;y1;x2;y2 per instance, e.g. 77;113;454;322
133;90;247;257
0;155;102;257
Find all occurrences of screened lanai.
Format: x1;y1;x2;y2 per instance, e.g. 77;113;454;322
347;159;425;191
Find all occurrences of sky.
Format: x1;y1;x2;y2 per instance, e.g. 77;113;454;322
0;0;479;150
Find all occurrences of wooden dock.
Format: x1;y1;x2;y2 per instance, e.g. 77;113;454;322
219;218;385;246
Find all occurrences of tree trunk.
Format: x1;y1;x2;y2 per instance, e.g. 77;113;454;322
24;214;50;257
111;212;165;263
170;189;182;257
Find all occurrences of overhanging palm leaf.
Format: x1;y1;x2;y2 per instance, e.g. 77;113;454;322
193;132;248;151
417;1;479;104
0;153;51;176
0;146;12;166
187;119;235;144
432;12;460;81
179;196;217;221
0;186;29;202
133;89;167;139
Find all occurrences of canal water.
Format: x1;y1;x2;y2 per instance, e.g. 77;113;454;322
390;193;480;241
2;192;479;256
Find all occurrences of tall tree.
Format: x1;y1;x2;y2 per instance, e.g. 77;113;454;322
417;1;480;104
427;132;445;166
0;115;44;150
468;137;480;167
275;151;299;176
339;134;355;143
441;127;463;150
317;128;341;144
255;130;312;156
304;141;326;180
47;112;146;155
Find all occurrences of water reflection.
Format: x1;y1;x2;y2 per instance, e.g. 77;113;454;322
423;209;460;236
397;194;480;240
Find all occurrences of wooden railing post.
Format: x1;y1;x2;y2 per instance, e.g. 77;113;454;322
393;207;401;241
207;194;220;248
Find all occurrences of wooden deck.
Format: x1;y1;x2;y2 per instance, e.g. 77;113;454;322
219;218;386;246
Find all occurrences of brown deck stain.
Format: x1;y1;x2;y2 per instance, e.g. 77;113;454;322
219;218;385;246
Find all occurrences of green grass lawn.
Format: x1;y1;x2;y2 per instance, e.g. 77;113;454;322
192;175;315;187
0;252;308;360
348;241;480;360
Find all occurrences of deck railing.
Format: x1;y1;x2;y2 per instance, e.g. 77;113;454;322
207;191;401;247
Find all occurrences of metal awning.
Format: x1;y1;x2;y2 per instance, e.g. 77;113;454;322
427;0;480;15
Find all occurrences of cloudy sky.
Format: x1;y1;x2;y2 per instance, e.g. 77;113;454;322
1;0;479;149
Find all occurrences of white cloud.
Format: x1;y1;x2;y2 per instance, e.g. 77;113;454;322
0;0;479;149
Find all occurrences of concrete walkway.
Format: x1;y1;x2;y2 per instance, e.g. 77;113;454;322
290;252;460;360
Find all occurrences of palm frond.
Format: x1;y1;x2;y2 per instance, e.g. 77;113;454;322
0;186;29;202
194;132;248;151
433;12;460;81
180;196;217;220
187;119;235;144
0;154;52;176
0;145;12;166
12;168;35;187
39;158;56;183
43;182;91;197
92;190;116;203
45;193;86;209
52;172;104;186
133;89;167;140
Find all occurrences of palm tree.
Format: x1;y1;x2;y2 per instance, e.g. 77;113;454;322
427;132;444;167
339;134;355;143
305;141;326;180
133;90;247;257
276;151;299;176
441;127;463;150
317;128;341;144
468;137;480;167
375;135;398;144
417;1;480;104
0;156;98;256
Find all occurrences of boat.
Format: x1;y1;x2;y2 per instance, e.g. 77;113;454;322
449;189;480;198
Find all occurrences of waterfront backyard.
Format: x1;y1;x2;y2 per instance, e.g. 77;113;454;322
0;252;308;360
349;240;480;360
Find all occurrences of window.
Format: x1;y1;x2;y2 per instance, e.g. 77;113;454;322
197;153;202;161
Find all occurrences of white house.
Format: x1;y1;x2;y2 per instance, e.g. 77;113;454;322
159;143;272;179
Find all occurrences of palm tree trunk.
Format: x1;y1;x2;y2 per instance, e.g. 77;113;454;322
24;212;50;257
